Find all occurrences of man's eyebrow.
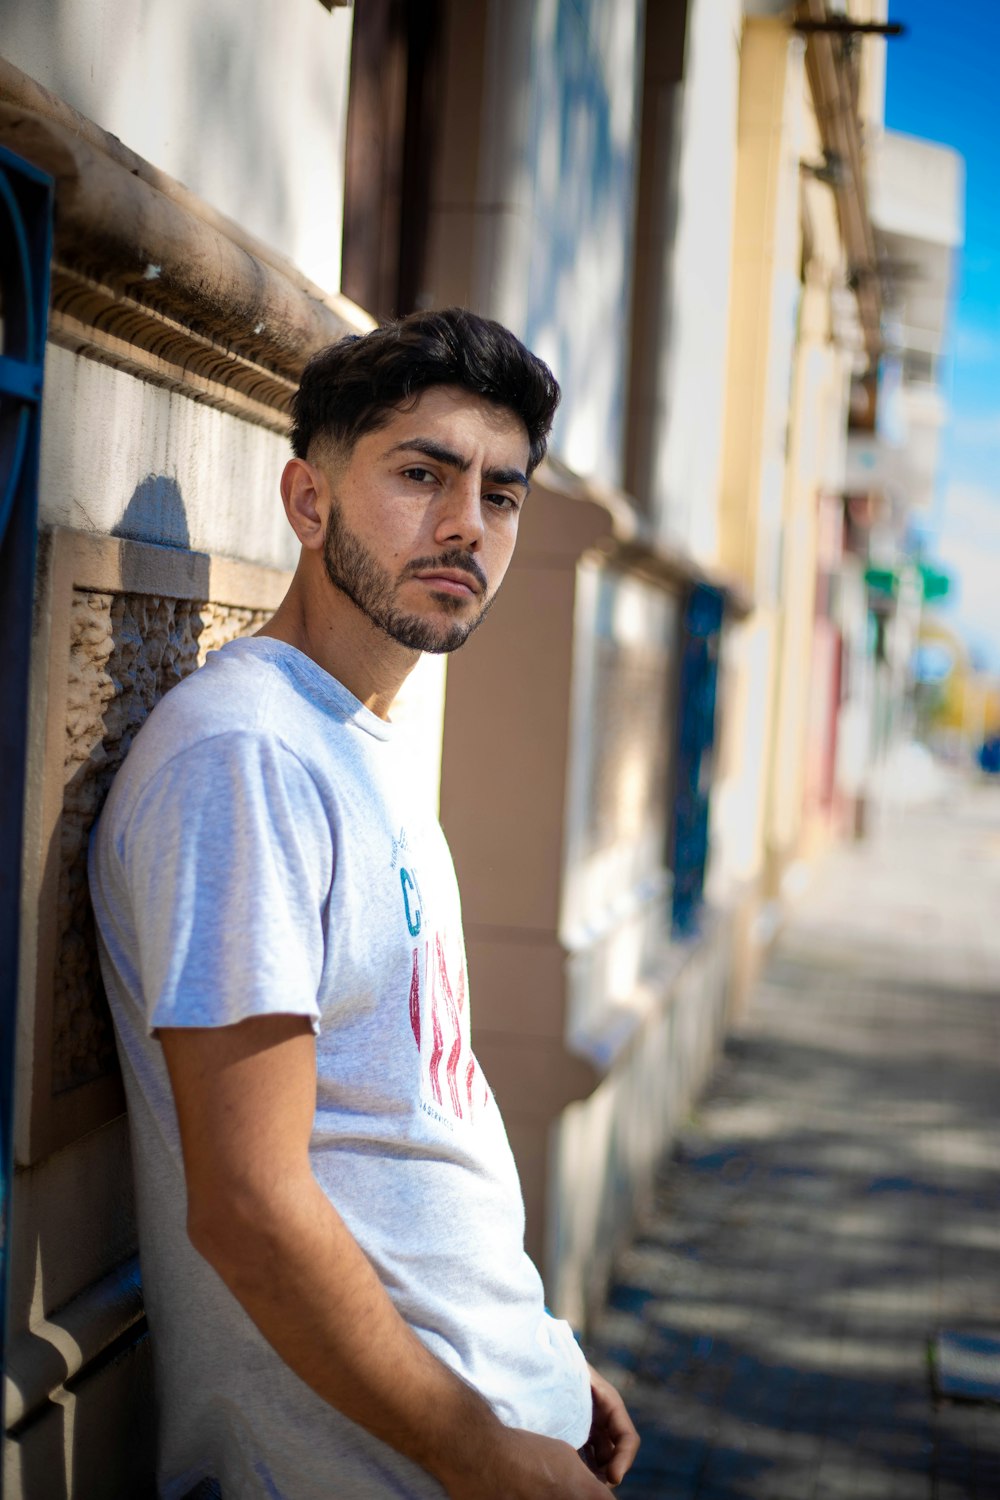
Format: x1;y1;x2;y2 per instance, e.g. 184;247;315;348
382;438;470;471
382;438;529;491
483;464;530;490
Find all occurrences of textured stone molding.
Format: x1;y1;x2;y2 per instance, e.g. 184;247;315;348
19;528;289;1163
49;268;301;435
0;58;374;431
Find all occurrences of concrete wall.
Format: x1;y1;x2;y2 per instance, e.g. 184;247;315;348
0;0;353;291
421;0;642;487
551;911;734;1326
642;0;743;560
38;347;295;563
472;0;644;486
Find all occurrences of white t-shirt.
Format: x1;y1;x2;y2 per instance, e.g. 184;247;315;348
88;636;591;1500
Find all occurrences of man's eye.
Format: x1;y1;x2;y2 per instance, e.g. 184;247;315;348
485;492;520;512
403;467;436;483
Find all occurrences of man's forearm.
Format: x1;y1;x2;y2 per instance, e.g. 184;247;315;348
190;1172;503;1487
163;1018;619;1498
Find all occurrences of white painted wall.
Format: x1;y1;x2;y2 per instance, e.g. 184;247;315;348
647;0;742;562
38;349;299;568
476;0;643;488
0;0;353;292
708;611;778;890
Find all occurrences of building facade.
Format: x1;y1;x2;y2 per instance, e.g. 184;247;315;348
1;2;944;1493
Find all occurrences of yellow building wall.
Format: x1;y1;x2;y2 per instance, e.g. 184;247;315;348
718;18;804;596
768;157;853;875
714;17;806;939
713;12;859;981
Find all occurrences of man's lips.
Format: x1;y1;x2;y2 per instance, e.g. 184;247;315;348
411;569;483;598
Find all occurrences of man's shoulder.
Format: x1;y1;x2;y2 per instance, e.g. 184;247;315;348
128;639;283;758
93;638;394;873
100;641;334;825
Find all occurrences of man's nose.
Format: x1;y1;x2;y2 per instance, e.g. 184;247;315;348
433;478;485;551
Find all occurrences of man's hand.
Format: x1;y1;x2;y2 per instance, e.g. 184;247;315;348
439;1370;639;1498
439;1426;620;1498
580;1364;640;1487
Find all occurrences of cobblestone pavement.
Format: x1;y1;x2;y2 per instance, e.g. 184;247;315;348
587;779;1000;1499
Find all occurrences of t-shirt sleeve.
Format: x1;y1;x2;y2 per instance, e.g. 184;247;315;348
122;731;332;1033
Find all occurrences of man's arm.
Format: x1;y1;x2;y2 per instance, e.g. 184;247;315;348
160;1014;631;1498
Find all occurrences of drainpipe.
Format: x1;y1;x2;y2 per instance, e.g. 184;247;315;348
795;0;883;369
0;144;53;1469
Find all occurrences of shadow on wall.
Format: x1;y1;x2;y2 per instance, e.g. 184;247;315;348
54;478;208;1110
112;473;191;549
49;469;275;1141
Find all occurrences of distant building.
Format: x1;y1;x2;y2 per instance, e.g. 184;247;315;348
845;128;964;787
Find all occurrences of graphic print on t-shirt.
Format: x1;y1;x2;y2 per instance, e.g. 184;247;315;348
395;832;489;1124
405;932;489;1126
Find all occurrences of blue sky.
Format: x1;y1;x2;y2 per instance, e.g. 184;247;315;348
885;0;1000;668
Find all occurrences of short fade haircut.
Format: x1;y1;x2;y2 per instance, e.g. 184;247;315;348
290;307;560;476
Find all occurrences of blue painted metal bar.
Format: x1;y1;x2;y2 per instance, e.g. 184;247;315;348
669;582;724;937
0;145;53;1464
0;354;44;404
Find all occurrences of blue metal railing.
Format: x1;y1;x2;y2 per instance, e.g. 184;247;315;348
670;583;724;936
0;146;53;1461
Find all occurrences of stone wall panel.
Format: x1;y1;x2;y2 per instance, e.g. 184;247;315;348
20;528;288;1163
53;590;268;1096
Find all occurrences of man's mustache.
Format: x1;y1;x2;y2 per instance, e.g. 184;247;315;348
402;550;489;593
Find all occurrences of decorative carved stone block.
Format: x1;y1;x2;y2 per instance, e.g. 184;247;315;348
55;592;269;1096
20;528;290;1163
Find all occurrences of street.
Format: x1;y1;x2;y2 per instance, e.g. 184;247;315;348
589;778;1000;1499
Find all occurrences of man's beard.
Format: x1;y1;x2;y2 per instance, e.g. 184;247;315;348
322;502;495;654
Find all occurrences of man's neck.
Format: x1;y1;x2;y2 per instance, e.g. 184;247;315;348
257;566;420;721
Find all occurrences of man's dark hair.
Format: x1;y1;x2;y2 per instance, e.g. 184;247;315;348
290;308;560;475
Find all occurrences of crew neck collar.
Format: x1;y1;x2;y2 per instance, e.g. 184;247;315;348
220;636;398;740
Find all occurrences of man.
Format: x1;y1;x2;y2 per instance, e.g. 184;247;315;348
89;308;638;1499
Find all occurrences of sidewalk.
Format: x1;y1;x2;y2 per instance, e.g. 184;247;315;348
587;778;1000;1499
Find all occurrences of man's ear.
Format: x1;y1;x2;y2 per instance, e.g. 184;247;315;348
280;458;327;551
